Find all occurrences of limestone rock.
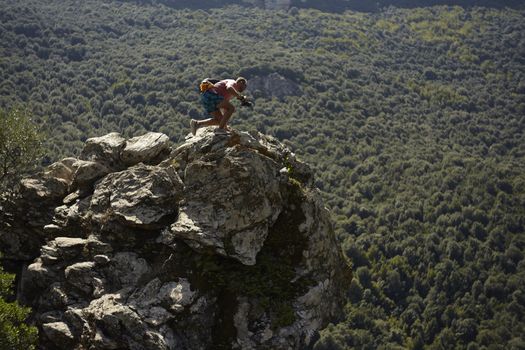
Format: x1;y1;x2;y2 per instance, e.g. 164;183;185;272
110;252;150;287
43;159;76;185
71;160;110;189
49;195;92;234
42;321;76;350
39;283;70;310
89;164;183;228
64;261;98;294
79;132;126;169
0;132;175;259
41;237;87;263
158;278;196;312
167;140;284;265
9;129;349;350
0;159;80;259
19;177;69;201
122;132;171;166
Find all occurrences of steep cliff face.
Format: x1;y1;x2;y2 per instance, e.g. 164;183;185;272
1;128;349;349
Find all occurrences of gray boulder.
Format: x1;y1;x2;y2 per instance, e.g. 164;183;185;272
71;160;111;190
0;164;72;259
166;143;284;265
42;321;76;350
122;132;171;166
79;132;126;169
89;163;183;228
19;176;69;202
42;160;75;185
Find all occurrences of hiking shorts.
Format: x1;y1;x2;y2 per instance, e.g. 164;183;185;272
201;91;224;113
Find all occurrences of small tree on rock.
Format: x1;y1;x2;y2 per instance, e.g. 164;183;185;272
0;107;43;196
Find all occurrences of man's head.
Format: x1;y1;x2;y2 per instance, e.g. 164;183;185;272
236;77;247;92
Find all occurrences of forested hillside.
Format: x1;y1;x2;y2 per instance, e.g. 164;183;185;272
1;0;524;348
121;0;525;12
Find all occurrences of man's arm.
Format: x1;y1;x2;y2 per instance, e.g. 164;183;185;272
226;83;245;100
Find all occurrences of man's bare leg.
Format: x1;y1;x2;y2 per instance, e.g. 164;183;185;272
196;111;223;128
216;100;235;129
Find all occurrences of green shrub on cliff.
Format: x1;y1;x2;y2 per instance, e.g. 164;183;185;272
0;261;38;350
0;108;43;195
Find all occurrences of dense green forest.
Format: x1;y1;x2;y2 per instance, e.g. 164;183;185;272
121;0;525;12
1;0;524;348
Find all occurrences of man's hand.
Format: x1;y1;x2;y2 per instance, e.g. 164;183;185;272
240;99;254;109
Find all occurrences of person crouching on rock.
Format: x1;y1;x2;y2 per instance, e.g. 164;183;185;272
190;77;248;135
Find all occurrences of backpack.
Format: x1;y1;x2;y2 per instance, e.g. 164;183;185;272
199;78;220;93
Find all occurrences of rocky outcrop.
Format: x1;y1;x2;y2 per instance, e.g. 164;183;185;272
0;132;172;260
3;128;349;349
249;72;302;100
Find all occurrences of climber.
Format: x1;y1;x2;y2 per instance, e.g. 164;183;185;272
190;77;248;135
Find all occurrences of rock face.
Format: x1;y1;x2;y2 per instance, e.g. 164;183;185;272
249;72;302;100
2;128;349;349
